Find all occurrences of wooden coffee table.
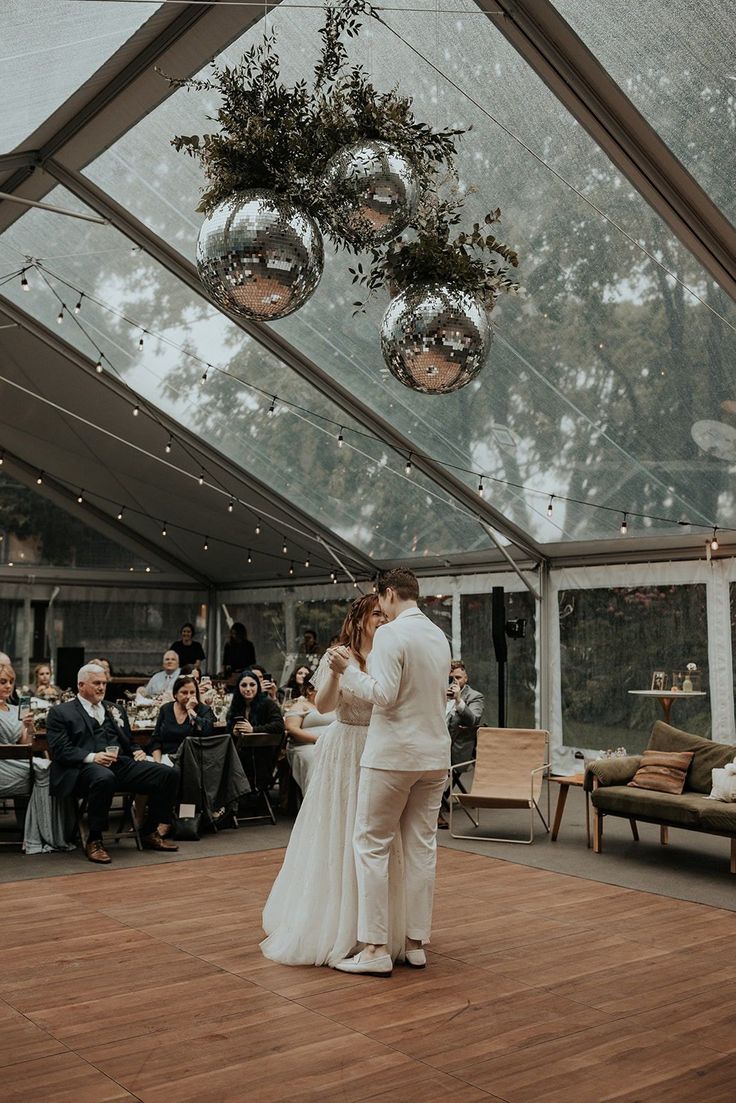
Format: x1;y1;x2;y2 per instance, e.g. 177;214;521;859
549;773;590;847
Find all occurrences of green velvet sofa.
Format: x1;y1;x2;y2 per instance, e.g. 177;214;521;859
585;721;736;873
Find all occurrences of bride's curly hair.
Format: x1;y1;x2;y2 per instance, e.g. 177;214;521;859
339;593;380;669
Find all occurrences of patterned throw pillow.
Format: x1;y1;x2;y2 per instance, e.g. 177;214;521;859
627;750;694;795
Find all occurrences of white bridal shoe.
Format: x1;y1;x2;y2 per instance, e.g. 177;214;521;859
404;947;427;968
334;951;393;977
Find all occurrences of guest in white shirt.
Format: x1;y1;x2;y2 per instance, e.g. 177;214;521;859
139;650;180;699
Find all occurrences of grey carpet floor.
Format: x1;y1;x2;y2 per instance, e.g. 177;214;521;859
0;786;733;910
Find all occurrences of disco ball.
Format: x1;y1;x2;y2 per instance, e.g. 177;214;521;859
380;283;492;394
196;189;324;321
324;140;418;246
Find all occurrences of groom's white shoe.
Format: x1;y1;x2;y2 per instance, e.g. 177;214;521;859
334;951;393;977
404;947;427;968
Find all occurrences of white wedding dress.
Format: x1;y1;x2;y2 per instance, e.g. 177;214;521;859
261;656;406;966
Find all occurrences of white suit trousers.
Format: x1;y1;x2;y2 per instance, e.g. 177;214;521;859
354;766;448;945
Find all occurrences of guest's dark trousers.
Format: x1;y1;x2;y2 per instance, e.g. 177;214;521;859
73;758;180;838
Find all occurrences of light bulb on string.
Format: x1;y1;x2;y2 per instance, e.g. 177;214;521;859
36;472;43;485
255;519;261;536
165;437;172;455
282;538;288;554
117;506;124;521
95;355;103;373
138;332;145;352
227;497;234;513
332;574;338;585
620;512;628;536
0;453;4;465
268;396;276;417
405;452;413;476
198;471;204;486
132;404;140;417
304;556;310;568
289;562;294;576
77;490;84;504
56;306;64;325
203;537;209;551
477;476;484;498
330;570;336;581
200;368;209;385
145;566;151;573
247;549;253;564
337;427;344;448
711;527;719;551
161;522;167;537
20;270;29;291
74;294;83;314
547;495;554;518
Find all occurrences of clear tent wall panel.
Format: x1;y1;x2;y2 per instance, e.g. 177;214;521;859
0;186;488;563
82;0;736;549
0;0;159;154
554;0;736;227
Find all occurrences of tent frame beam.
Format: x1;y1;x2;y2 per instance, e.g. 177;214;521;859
478;0;736;300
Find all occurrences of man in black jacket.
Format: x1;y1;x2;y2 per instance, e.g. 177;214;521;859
47;663;180;864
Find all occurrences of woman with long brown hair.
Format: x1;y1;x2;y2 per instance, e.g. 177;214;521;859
261;594;406;968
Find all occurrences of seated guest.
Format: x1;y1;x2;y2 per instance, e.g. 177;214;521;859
0;660;34;779
138;650;180;700
150;675;214;764
284;664;312;704
222;622;255;682
447;660;485;766
228;670;284;793
180;663;201;683
170;622;205;671
33;663;61;701
89;657;115;701
46;663;180;864
284;674;335;795
291;627;322;676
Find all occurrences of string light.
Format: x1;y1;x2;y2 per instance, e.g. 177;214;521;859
330;570;336;581
711;527;719;551
268;396;277;416
95;355;103;373
247;549;253;564
0;453;4;465
282;538;288;554
620;512;628;536
138;332;145;352
200;368;209;385
20;270;29;291
77;489;84;503
203;537;209;551
547;495;554;518
132;404;140;417
56;306;64;325
227;497;234;513
198;471;204;486
161;521;167;536
255;519;261;536
289;561;294;576
332;573;338;584
165;436;173;455
74;294;83;314
145;566;151;573
117;506;124;520
477;475;484;498
304;555;310;567
36;472;43;485
337;427;344;448
405;452;413;475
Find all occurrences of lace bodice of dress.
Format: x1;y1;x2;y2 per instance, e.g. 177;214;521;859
335;663;373;726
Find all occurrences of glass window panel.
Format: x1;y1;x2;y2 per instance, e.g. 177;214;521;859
554;0;736;224
1;1;159;153
0;600;23;667
559;584;710;753
0;472;147;571
0;186;487;561
460;591;536;729
83;2;736;548
419;594;453;644
294;598;351;657
223;602;286;683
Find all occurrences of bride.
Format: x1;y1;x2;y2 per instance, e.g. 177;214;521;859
261;594;406;966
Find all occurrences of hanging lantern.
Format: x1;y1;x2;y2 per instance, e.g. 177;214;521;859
323;140;418;247
196;189;324;321
380;283;491;394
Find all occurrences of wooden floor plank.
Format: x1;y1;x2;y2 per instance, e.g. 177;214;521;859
2;845;735;1103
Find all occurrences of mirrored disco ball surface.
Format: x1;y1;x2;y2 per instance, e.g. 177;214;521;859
380;283;492;394
196;189;324;321
324;140;418;246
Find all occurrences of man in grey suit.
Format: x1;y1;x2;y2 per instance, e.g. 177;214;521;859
447;661;484;767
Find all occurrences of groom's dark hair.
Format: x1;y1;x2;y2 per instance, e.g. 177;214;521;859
377;568;419;601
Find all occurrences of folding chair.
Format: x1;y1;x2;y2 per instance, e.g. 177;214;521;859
449;727;551;844
0;744;34;849
236;731;285;825
76;792;143;851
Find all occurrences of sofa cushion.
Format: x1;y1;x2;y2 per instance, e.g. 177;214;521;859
591;785;706;828
627;750;693;795
698;802;736;835
647;722;736;794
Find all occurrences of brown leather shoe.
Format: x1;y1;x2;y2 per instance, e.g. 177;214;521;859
141;830;179;852
85;839;111;864
437;813;449;830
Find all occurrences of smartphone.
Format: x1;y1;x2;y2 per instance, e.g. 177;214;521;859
448;676;454;686
19;694;31;714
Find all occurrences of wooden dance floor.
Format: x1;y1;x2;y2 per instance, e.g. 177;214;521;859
2;847;736;1102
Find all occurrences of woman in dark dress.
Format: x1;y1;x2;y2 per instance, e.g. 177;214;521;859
170;623;206;671
227;669;284;793
150;675;214;763
222;623;256;682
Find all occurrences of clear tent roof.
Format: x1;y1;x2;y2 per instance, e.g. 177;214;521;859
1;0;735;568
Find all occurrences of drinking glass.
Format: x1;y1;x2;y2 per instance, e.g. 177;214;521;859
105;745;119;759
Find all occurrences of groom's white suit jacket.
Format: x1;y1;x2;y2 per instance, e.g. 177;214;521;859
340;607;452;771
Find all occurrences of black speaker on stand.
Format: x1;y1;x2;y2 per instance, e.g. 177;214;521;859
56;647;84;693
491;587;507;727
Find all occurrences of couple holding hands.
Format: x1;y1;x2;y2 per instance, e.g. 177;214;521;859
261;567;451;976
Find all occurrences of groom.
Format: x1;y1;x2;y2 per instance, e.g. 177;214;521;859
330;568;451;976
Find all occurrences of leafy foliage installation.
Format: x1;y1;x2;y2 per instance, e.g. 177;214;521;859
170;0;521;303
